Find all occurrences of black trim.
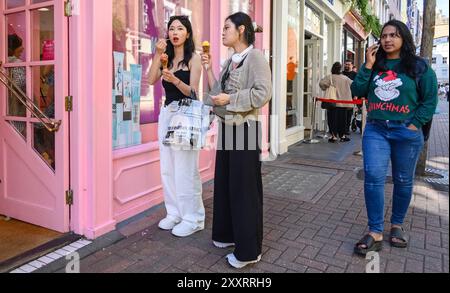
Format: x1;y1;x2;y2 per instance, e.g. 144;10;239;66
0;232;81;273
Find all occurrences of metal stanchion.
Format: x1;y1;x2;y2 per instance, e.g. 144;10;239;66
304;97;320;144
315;108;330;139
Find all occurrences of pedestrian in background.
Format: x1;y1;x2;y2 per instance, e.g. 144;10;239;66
320;62;354;143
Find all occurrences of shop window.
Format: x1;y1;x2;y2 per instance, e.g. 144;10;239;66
344;30;356;65
112;0;208;149
31;6;55;62
6;12;27;61
229;0;256;18
6;0;25;9
286;0;300;129
305;5;320;36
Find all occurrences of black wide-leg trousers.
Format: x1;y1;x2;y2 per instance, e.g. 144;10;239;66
212;120;263;262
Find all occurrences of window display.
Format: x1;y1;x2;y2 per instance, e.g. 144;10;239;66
112;0;208;149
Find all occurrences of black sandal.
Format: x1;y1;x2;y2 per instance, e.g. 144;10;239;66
328;137;338;143
390;227;408;248
354;235;383;256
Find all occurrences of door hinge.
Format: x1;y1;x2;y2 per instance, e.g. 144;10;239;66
65;96;73;112
65;189;74;206
64;1;72;17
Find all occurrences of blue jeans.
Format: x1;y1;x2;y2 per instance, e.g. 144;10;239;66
362;119;424;233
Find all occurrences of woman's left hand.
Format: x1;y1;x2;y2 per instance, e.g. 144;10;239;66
162;69;179;85
211;93;230;106
408;124;419;131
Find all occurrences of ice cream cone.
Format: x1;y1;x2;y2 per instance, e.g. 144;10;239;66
202;41;210;54
160;53;169;69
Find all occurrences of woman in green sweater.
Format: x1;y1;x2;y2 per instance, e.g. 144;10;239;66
351;20;438;256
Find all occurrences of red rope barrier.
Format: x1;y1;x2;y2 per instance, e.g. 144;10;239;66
316;98;365;105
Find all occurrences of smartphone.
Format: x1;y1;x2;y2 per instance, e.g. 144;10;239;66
372;40;381;55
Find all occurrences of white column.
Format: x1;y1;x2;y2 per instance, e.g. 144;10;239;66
336;20;344;65
272;0;288;154
298;0;305;130
318;13;326;132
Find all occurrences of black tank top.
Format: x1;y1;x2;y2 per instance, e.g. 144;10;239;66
162;70;191;106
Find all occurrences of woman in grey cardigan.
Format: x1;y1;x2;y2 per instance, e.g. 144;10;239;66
319;62;354;143
201;12;272;269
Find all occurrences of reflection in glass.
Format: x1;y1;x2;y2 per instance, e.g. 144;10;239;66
8;120;27;140
32;0;51;4
31;7;54;61
7;67;27;117
229;0;256;18
7;0;26;9
32;66;55;119
7;12;26;62
113;0;208;125
33;123;55;170
286;0;299;129
324;21;330;76
304;66;313;117
305;6;320;35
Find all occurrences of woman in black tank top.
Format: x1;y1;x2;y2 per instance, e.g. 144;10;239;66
149;15;202;106
148;16;204;238
162;70;191;106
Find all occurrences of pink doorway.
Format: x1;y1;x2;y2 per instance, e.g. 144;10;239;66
0;0;70;233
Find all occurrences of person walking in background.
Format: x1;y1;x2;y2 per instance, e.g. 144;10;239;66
343;60;357;135
319;62;354;143
351;20;438;256
343;59;357;80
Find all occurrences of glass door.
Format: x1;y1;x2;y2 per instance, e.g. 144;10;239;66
303;38;320;129
0;0;69;232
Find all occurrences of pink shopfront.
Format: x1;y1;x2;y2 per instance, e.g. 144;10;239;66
0;0;271;241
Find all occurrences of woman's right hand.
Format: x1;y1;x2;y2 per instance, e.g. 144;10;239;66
365;44;379;69
155;39;167;56
201;53;212;70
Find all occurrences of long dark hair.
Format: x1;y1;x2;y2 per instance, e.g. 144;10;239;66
331;62;342;75
226;12;255;46
166;15;195;70
8;34;22;56
374;20;425;78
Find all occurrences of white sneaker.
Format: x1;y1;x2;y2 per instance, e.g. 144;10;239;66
213;241;235;248
158;217;181;230
171;221;204;237
226;253;262;269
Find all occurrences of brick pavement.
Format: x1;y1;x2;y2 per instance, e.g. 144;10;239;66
42;101;449;274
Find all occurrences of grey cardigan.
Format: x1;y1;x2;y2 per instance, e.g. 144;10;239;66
205;49;272;125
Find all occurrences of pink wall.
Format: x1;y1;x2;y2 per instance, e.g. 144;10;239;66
69;0;115;238
70;0;272;239
1;0;272;239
